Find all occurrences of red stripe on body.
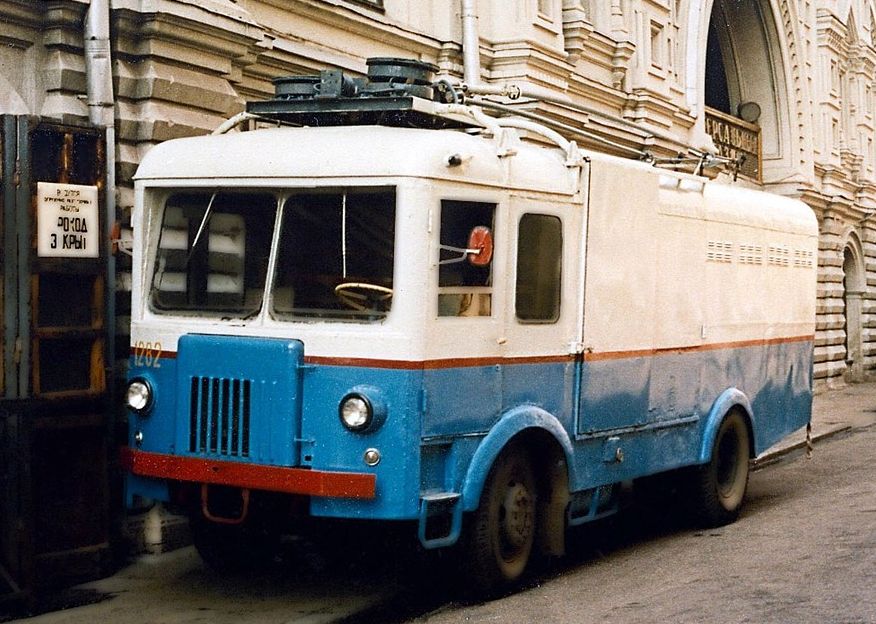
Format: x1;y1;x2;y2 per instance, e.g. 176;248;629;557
582;334;814;362
130;334;814;369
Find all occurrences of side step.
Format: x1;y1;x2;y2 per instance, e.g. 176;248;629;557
567;484;620;527
417;492;462;549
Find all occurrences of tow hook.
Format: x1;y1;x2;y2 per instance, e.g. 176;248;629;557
200;484;251;525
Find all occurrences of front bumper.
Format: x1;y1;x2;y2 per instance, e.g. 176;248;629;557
120;447;376;499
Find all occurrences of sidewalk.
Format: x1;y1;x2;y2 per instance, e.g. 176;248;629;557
757;380;876;463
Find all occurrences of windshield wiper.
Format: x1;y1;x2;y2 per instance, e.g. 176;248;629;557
185;192;217;267
222;306;262;322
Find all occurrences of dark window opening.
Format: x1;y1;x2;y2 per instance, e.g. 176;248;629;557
515;213;562;323
38;273;96;328
37;337;95;393
272;188;395;322
438;200;495;317
705;19;732;114
150;192;276;317
31;127;101;186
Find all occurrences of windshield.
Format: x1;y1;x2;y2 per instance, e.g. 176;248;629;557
272;188;396;321
150;191;277;318
148;187;396;322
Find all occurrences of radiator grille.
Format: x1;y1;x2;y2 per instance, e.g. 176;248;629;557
189;376;251;457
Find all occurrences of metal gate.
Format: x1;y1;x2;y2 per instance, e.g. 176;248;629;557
1;115;112;606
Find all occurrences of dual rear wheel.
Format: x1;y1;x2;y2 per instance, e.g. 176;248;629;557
189;412;751;589
466;412;751;592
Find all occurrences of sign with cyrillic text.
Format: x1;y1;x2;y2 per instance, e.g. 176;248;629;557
37;182;99;258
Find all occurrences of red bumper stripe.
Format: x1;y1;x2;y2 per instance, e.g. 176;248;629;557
121;448;376;500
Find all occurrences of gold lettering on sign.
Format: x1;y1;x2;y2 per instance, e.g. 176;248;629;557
705;107;761;182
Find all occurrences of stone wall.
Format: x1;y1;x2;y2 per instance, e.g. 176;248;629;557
3;0;876;387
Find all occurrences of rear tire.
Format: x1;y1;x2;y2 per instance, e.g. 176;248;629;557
466;443;537;594
689;410;751;527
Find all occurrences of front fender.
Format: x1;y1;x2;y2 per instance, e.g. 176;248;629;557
699;387;753;463
460;405;575;512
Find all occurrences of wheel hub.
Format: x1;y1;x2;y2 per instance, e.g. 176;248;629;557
502;482;534;548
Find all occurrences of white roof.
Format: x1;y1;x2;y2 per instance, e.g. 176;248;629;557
584;150;817;236
134;121;816;235
134;124;574;194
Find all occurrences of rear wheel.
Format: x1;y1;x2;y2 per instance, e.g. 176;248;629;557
467;443;537;594
689;410;751;527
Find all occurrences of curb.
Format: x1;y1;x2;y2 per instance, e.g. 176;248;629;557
752;424;853;469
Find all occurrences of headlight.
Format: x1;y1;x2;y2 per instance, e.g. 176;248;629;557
339;394;372;431
339;386;388;433
126;379;153;414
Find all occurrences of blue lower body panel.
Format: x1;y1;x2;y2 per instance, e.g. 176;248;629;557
126;334;812;528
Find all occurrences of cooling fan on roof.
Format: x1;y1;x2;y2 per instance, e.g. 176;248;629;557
246;57;474;129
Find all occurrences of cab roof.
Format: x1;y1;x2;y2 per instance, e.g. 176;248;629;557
134;124;575;195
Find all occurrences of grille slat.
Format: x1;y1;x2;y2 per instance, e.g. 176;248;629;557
231;381;241;456
199;378;209;452
242;380;251;457
220;379;229;455
189;376;252;458
189;377;198;452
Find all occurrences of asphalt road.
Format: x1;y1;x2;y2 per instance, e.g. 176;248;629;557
409;425;876;624
8;424;875;624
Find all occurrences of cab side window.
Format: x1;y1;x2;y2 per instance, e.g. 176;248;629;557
515;213;562;323
438;200;495;317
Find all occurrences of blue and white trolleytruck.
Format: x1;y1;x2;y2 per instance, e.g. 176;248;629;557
122;58;817;592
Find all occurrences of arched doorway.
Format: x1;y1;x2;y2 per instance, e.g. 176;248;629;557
696;0;794;180
842;239;865;382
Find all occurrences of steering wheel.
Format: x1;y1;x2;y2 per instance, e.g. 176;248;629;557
334;282;394;311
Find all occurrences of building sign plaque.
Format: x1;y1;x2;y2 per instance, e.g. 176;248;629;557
37;182;99;258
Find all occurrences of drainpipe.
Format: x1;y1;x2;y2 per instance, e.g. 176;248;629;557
85;0;114;129
84;0;117;404
461;0;482;85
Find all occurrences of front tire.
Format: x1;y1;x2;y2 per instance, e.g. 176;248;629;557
689;410;751;527
190;513;282;572
189;489;283;572
467;443;537;594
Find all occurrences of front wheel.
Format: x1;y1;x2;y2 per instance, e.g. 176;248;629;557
688;410;751;527
190;513;282;573
189;488;283;572
466;443;537;594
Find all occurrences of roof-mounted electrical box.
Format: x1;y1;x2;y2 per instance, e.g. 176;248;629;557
246;57;474;129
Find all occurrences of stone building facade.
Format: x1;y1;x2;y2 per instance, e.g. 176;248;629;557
2;0;876;387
